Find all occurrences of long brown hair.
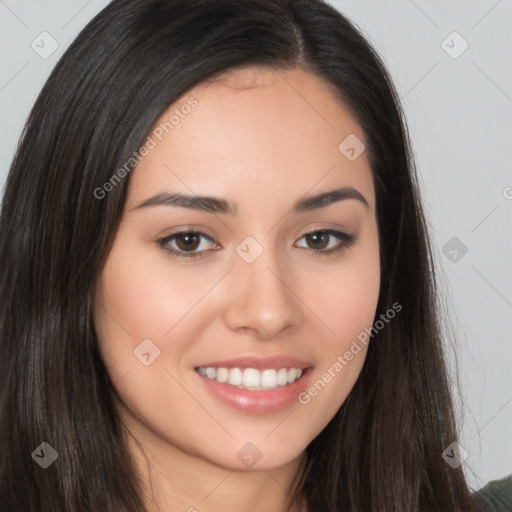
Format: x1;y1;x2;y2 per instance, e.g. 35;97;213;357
0;0;484;510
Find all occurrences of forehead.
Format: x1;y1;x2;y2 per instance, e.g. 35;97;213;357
125;66;374;211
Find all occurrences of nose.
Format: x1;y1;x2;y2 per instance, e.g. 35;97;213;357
222;245;304;341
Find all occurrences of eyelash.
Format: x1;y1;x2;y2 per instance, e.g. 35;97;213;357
156;228;356;260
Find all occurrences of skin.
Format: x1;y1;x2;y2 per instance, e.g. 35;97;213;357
94;66;381;512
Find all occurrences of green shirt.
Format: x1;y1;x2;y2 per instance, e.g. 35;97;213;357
473;474;512;511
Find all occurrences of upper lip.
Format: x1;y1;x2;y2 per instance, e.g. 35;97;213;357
195;355;312;371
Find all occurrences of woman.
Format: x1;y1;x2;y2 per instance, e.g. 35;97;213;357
0;0;508;510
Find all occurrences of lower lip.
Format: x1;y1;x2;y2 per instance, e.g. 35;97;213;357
195;368;313;413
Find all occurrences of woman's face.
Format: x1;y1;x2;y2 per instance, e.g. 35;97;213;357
94;66;380;472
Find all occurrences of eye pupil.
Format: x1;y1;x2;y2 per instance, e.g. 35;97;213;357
176;232;200;251
307;231;329;250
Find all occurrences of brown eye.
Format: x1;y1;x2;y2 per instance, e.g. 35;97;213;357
174;232;201;252
157;230;217;259
304;231;330;250
296;229;356;256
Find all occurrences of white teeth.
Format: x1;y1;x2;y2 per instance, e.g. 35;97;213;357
276;368;288;386
216;367;229;383
197;366;305;390
243;368;260;388
287;368;297;383
261;369;277;388
229;368;243;385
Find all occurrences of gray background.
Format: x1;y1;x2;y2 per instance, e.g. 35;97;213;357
0;0;510;491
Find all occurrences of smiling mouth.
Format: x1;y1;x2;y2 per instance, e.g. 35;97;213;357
195;366;308;391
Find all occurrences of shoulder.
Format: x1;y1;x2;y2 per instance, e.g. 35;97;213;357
473;473;512;511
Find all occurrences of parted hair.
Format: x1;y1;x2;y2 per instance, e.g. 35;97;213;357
0;1;483;510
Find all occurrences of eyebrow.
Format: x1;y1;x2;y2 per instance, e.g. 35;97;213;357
131;186;369;215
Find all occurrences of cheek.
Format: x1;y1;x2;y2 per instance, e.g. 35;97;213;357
306;241;381;347
93;239;210;391
296;237;380;422
95;240;211;343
